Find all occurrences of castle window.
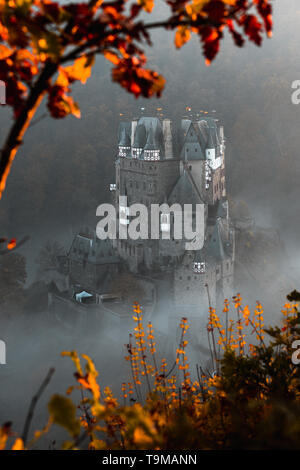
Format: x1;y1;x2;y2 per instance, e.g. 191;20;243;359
160;213;170;232
194;262;206;274
118;146;130;157
132;148;142;159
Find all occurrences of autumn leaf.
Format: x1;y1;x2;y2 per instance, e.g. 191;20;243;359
7;238;17;250
133;426;153;445
0;422;12;450
175;26;191;48
0;45;13;60
104;50;120;65
11;438;24;450
138;0;154;13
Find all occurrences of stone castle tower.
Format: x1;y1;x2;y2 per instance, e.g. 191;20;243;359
110;112;235;313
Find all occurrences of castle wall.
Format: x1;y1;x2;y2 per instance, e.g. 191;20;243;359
173;259;217;314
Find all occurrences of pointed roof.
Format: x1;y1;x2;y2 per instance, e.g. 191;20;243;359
206;125;215;149
118;121;131;143
133;123;146;148
181;122;205;160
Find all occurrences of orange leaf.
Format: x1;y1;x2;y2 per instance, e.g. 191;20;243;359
64;56;94;84
138;0;154;13
0;45;13;60
11;438;24;450
104;51;120;65
175;26;191;49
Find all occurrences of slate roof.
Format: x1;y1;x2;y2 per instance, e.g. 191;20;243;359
144;124;157;151
168;169;204;206
118;121;131;144
181;122;206;160
133;123;146;149
117;115;222;162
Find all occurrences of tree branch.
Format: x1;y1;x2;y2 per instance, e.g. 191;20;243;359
22;367;55;446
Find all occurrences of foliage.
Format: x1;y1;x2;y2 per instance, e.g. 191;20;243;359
0;0;273;197
0;251;26;304
2;293;300;449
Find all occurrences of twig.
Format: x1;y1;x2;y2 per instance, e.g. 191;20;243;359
22;367;55;446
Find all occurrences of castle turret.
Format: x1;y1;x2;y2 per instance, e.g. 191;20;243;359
132;123;146;158
143;124;160;161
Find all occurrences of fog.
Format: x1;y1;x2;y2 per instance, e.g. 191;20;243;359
1;0;300;448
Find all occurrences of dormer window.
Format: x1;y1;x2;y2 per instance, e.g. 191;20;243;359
194;262;205;274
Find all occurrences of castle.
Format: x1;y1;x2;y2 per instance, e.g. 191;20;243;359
66;111;235;318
